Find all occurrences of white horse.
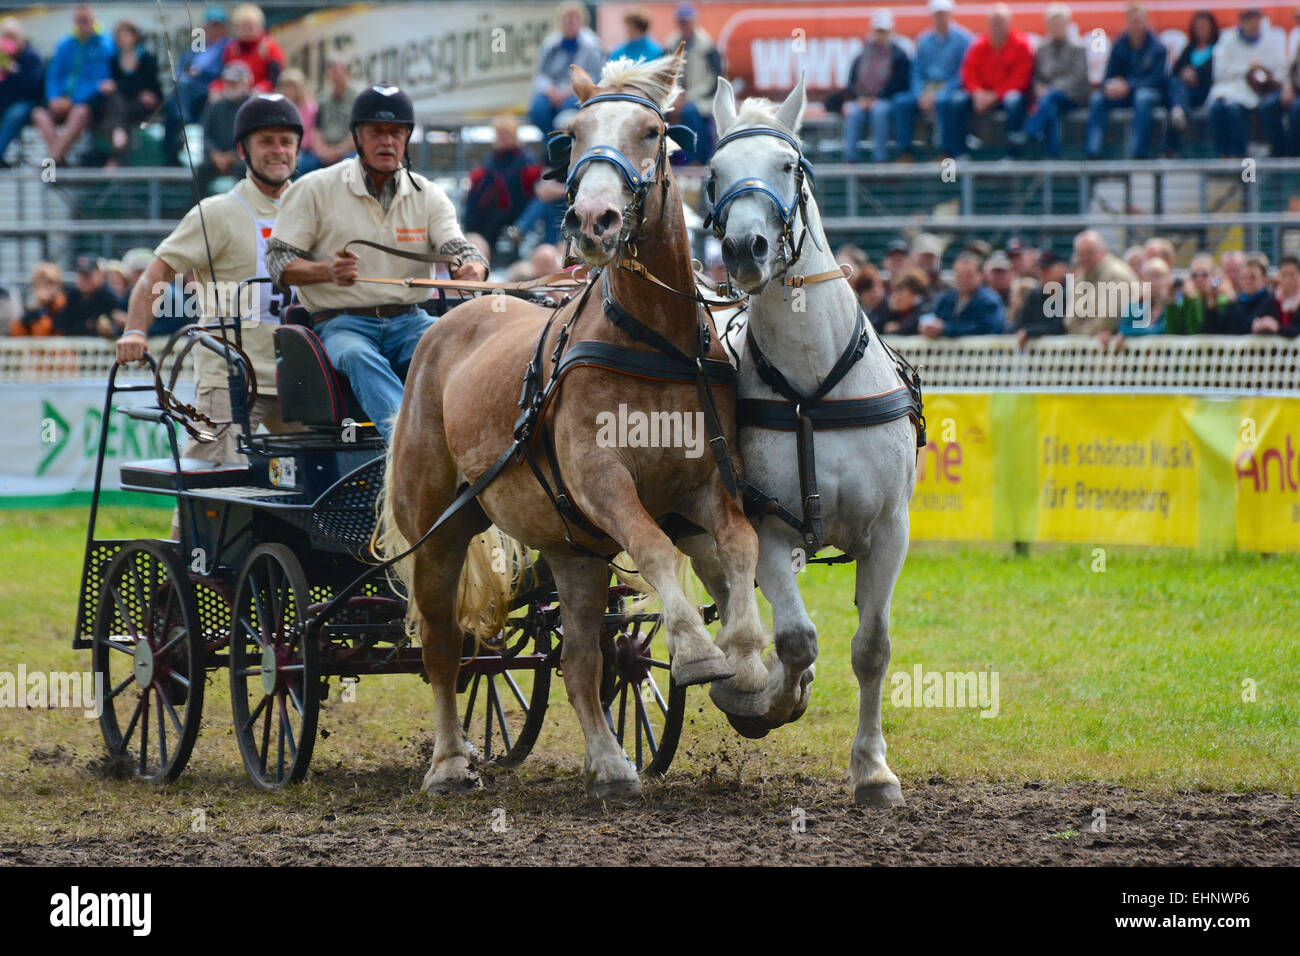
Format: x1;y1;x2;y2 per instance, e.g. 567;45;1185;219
680;77;922;807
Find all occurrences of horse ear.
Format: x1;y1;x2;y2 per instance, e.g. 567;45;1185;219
713;76;737;136
775;72;807;133
571;64;597;104
650;42;688;110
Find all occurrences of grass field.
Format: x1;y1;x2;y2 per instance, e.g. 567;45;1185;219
1;505;1297;844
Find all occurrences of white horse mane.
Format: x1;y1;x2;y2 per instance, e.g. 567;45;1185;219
728;97;804;138
598;55;684;112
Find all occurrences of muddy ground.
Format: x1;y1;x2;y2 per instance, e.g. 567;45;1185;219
6;761;1296;866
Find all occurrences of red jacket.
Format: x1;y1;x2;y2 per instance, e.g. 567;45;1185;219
212;35;286;95
961;31;1034;97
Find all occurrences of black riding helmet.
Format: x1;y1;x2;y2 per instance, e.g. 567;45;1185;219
233;93;304;186
349;84;422;191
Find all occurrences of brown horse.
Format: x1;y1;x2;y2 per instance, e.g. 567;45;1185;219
374;51;771;798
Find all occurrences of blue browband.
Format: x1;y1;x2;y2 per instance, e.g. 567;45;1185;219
545;92;697;196
703;126;816;233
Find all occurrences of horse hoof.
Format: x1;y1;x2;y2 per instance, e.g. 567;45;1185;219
708;681;767;718
725;712;774;739
422;774;482;795
588;776;642;801
672;655;734;687
854;781;905;808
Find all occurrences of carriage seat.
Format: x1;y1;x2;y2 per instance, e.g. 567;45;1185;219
274;324;368;428
120;457;252;491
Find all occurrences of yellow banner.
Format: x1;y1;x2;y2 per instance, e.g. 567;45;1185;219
909;393;994;541
1234;398;1300;552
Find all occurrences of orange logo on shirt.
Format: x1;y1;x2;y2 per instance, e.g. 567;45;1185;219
395;227;427;243
260;227;273;239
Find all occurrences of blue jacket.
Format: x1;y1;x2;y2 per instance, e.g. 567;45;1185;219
610;36;663;64
45;31;114;104
911;25;973;97
1104;29;1168;94
0;44;44;111
178;35;229;86
933;285;1007;336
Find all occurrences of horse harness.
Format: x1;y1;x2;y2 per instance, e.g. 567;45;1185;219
703;125;926;555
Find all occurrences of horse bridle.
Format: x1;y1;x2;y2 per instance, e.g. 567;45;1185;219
546;91;696;248
703;126;821;272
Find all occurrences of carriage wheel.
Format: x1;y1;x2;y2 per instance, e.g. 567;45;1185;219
459;614;552;766
229;543;319;789
92;540;205;783
601;610;686;777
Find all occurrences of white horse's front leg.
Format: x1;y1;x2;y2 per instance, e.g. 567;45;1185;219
849;510;908;808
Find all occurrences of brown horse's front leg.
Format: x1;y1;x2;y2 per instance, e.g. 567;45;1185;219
573;467;733;687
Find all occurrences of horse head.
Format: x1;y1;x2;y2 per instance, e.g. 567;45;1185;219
707;75;815;293
557;47;688;267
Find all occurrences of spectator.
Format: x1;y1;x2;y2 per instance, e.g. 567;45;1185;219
1220;253;1281;333
1220;249;1246;292
121;247;153;293
835;243;871;276
911;232;949;297
834;11;913;164
200;61;252;191
102;259;129;308
1166;253;1229;334
881;239;911;281
161;4;229;165
1071;229;1139;341
1283;25;1300;154
10;263;67;337
962;237;993;261
1007;275;1039;325
854;263;886;315
1167;11;1219;153
872;268;930;334
1020;4;1089;158
1272;255;1300;334
275;68;319;172
104;19;161;167
1118;256;1171;336
211;4;284;98
1143;236;1175;266
1122;244;1146;273
61;255;125;337
464;114;542;251
512;175;567;249
1085;3;1167;160
32;3;115;166
611;7;663;64
1013;250;1069;345
528;3;604;135
1206;8;1286;158
925;251;1007;336
664;4;723;164
985;250;1015;305
1008;237;1039;277
941;4;1032;159
0;19;44;168
915;0;973;160
313;57;359;168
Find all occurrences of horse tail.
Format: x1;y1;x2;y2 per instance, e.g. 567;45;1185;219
371;439;421;642
456;527;528;646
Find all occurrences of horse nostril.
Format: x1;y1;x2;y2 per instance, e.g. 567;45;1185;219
562;209;580;236
596;209;620;237
751;234;768;259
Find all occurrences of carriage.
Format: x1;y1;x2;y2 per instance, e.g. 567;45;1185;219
72;313;692;789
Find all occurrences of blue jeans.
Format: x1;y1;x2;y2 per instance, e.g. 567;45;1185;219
1165;76;1209;151
843;91;917;162
0;100;33;158
1022;88;1079;157
1086;87;1162;158
935;89;1025;157
1210;93;1286;157
314;308;434;441
1287;99;1300;156
529;90;579;133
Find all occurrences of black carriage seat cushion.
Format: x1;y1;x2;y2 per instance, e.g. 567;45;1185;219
120;457;252;491
274;325;367;428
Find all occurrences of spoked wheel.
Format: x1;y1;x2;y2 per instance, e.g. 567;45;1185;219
600;592;686;777
229;543;319;789
458;609;552;766
92;540;205;783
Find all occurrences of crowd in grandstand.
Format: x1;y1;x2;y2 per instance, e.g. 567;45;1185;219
3;1;1300;344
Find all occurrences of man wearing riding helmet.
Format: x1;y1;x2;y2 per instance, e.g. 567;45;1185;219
267;83;488;441
117;93;303;473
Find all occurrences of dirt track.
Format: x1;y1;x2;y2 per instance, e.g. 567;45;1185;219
7;762;1297;866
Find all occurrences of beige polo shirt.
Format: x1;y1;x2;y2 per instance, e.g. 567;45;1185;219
269;156;466;313
155;177;291;395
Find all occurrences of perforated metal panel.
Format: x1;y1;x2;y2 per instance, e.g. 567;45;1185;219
307;456;386;549
74;540;127;647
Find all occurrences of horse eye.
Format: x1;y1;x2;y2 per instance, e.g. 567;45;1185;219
645;128;658;140
783;162;794;173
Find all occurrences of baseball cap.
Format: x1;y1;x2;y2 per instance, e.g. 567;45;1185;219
74;255;100;274
912;233;944;257
204;4;227;23
986;251;1013;271
886;239;909;255
872;9;894;30
675;3;698;19
122;248;154;273
928;0;956;12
